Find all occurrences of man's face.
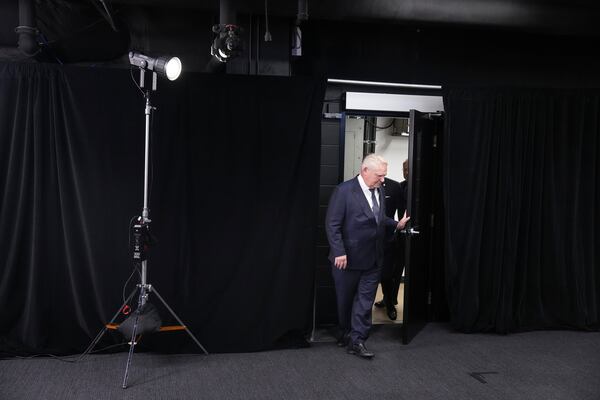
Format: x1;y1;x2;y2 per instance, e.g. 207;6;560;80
362;163;387;188
403;161;409;180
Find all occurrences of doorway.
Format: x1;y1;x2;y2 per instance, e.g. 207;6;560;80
342;113;410;326
313;82;446;345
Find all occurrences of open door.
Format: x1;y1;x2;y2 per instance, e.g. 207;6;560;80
402;109;443;344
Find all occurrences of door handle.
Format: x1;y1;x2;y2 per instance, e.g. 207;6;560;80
400;227;420;236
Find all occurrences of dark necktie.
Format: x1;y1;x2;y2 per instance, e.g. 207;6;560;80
369;188;379;223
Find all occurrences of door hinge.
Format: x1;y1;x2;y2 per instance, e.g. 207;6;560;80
428;291;432;305
433;134;438;148
430;213;435;227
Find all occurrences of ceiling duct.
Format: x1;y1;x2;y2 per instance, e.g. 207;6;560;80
19;0;130;63
15;0;39;56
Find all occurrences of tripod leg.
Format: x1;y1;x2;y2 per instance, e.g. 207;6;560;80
122;289;145;389
121;313;141;389
78;288;138;362
151;287;209;355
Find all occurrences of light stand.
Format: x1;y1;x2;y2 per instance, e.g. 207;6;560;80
120;64;208;389
79;54;207;389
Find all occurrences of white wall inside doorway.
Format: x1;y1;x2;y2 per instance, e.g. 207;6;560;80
375;117;409;183
343;117;365;181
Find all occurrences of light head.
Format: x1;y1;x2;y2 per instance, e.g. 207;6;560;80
129;52;182;81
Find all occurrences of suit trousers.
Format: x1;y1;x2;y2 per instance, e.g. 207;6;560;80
381;237;405;305
331;265;381;344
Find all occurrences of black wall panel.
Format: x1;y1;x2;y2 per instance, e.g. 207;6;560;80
314;116;342;326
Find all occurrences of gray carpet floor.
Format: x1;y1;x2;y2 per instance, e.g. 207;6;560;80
1;323;599;400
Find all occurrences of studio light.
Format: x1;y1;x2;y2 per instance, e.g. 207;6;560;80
129;51;182;81
82;48;207;389
211;24;242;63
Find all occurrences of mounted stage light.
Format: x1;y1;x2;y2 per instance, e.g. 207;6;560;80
128;51;182;81
211;24;242;63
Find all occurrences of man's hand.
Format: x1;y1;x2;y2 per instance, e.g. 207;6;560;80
334;255;347;269
397;210;410;230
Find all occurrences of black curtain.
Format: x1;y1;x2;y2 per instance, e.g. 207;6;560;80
444;87;600;333
0;62;325;354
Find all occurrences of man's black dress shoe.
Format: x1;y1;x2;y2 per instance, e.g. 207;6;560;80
347;342;374;359
386;305;397;320
374;300;385;308
336;332;350;347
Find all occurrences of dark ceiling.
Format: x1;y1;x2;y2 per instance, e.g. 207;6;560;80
2;0;600;82
107;0;600;36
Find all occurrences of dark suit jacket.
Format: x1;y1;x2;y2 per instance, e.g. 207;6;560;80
382;178;404;240
325;177;398;270
382;178;408;216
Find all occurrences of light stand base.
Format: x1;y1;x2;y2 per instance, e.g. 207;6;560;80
80;283;208;389
121;283;208;389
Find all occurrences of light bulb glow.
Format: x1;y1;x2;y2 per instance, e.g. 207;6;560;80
165;57;182;81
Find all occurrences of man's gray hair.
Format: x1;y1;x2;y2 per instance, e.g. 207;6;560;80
362;153;388;170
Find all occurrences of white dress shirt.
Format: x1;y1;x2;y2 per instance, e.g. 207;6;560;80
357;174;379;211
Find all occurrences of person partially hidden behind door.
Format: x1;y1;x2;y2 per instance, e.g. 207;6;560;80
326;154;409;359
375;158;409;320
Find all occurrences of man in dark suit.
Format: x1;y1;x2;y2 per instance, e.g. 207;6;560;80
375;159;409;320
325;154;409;359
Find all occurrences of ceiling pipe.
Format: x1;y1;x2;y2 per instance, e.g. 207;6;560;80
264;0;272;42
15;0;39;56
296;0;308;24
219;0;236;25
292;0;308;56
